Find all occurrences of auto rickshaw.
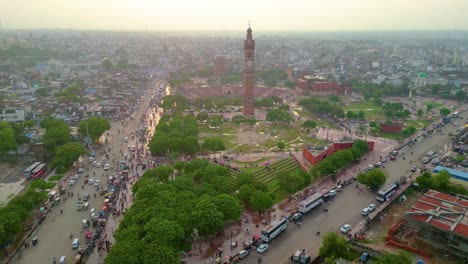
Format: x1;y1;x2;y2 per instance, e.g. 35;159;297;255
31;237;38;246
85;231;93;240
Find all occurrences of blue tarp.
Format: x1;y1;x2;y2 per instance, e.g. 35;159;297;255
433;166;468;182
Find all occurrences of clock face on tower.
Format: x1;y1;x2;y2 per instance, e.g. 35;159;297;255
246;60;253;67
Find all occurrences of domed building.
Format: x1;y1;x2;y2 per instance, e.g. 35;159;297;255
414;72;427;87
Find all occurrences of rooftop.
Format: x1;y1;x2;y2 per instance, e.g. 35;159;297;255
405;190;468;238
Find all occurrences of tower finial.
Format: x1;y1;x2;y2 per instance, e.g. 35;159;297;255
248;20;251;28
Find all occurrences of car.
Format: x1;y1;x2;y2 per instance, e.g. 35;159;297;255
257;244;269;254
328;189;337;197
422;157;431;164
336;185;343;192
360;252;370;263
381;157;388;163
78;168;84;173
391;150;398;156
104;164;110;171
340;224;351;233
94;180;101;186
72;174;80;180
124;137;128;142
88;157;95;162
72;238;80;249
375;161;382;168
88;178;95;184
95;163;101;168
411;165;418;172
362;207;370;216
367;164;374;171
238;250;249;259
69;179;76;186
83;193;90;201
292;212;303;221
367;204;376;212
390;155;397;161
432;158;440;165
426;150;437;157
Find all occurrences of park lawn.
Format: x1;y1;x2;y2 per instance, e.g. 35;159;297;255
424;101;443;108
238;166;264;174
343;101;384;120
231;157;268;165
48;175;63;181
377;132;403;140
272;189;288;205
405;120;425;128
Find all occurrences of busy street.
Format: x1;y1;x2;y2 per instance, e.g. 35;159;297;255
11;81;168;264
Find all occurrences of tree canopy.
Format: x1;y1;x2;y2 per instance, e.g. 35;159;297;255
78;116;111;142
266;108;294;124
375;251;413;264
319;232;351;260
299;98;345;118
51;142;86;173
357;169;387;190
107;159;244;263
41;118;72;151
149;114;199;156
0;122;18;154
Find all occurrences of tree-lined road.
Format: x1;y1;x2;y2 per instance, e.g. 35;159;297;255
242;110;466;264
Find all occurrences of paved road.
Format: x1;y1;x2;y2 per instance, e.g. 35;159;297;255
242;111;466;264
11;83;163;264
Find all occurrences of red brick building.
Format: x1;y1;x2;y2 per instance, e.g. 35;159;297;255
303;141;375;165
380;122;404;134
405;190;468;258
295;74;352;96
214;55;233;78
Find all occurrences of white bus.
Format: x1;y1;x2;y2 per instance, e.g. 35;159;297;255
261;217;288;242
298;193;323;214
24;162;41;179
376;183;400;202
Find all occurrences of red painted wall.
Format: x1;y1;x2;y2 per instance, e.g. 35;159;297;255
303;141;374;165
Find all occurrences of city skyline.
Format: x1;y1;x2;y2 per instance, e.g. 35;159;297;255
1;0;468;31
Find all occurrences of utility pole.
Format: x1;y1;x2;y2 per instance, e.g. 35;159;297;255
85;115;92;153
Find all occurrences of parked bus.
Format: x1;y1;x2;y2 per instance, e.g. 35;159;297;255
376;183;400;202
31;163;47;180
298;193;323;214
24;162;41;179
261;217;288;242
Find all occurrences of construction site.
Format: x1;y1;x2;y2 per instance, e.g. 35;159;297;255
351;189;468;263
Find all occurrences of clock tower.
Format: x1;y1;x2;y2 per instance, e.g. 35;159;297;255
243;24;255;116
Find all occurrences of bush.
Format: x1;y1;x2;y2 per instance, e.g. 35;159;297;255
48;175;64;181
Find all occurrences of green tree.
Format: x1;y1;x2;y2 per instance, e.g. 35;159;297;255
42;118;72;150
160;94;189;112
196;111;208;123
78;116;111;142
249;190;273;212
277;141;286;151
208;115;223;128
35;87;49;98
144;218;184;247
329;95;341;103
426;103;434;113
213;194;242;221
202;137;226;152
105;240;141;264
303;120;317;129
102;58;113;71
357;110;365;119
170;176;195;191
142;242;180;264
375;251;413;264
431;170;450;192
232;115;246;125
439;107;451;116
154;165;174;182
192;196;225;236
266;109;294;123
417;109;424;117
278;170;304;194
0;122;17;154
357;169;387;190
238;185;255;204
236;172;255;186
319;232;350;260
51;142;86;172
346;111;355;119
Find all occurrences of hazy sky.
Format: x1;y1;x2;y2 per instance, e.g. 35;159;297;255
1;0;468;31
